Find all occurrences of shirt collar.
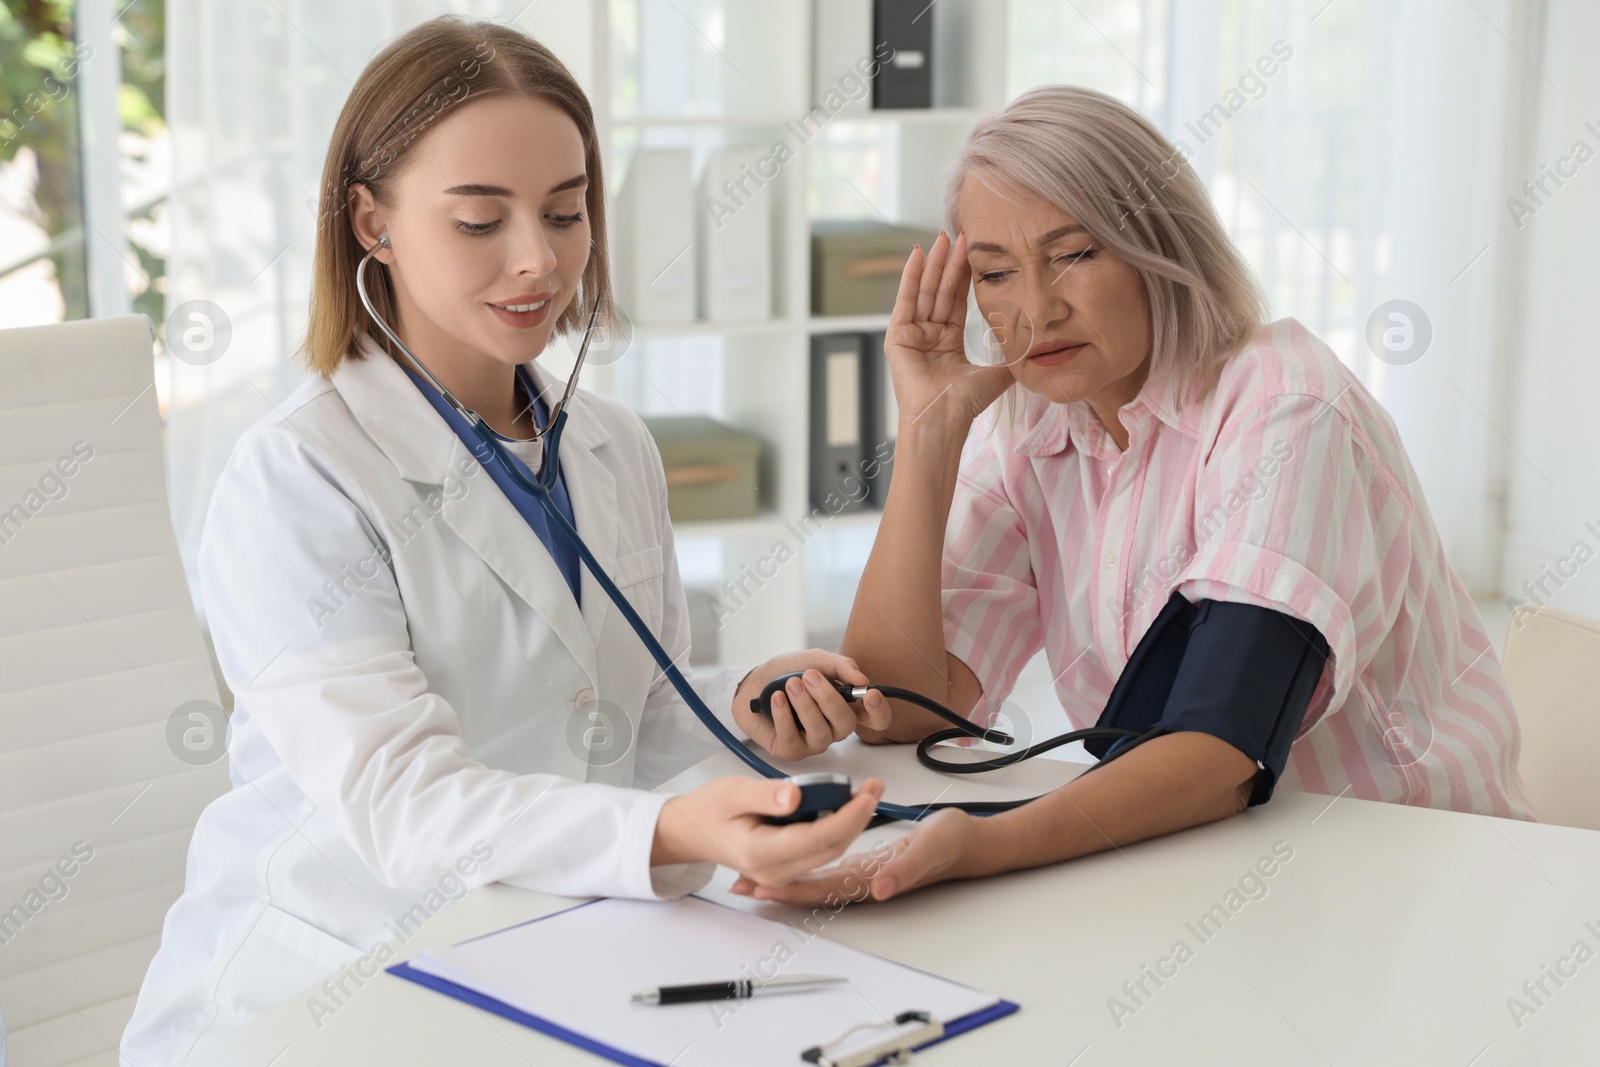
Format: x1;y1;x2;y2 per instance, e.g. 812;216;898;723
331;334;609;484
1012;355;1202;458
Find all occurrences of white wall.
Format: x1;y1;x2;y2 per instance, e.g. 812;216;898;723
1501;0;1600;622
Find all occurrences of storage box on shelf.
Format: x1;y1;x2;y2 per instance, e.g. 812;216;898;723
552;0;1008;668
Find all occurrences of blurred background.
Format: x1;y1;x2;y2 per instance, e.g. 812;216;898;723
3;0;1595;704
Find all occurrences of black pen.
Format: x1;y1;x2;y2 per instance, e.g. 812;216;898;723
630;974;847;1004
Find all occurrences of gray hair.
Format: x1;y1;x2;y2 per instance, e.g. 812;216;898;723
941;85;1269;423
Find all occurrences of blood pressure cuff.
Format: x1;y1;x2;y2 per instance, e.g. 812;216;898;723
1082;590;1330;806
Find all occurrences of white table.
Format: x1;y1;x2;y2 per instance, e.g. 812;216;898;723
201;739;1600;1066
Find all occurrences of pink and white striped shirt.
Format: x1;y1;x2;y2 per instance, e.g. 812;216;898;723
941;317;1536;821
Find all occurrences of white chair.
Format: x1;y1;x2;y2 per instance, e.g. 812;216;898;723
0;316;229;1066
1503;603;1600;832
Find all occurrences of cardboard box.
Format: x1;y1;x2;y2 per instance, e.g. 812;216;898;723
811;219;937;316
643;415;764;522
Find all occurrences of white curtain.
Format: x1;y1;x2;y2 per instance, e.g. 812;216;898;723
1501;0;1600;621
1007;0;1540;595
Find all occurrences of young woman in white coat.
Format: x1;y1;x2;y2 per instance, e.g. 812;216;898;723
122;18;893;1064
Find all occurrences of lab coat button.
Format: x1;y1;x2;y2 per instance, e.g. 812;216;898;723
574;687;596;708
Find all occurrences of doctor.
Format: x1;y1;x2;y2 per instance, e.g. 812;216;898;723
122;17;892;1065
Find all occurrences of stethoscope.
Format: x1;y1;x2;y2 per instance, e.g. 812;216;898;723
356;234;1164;822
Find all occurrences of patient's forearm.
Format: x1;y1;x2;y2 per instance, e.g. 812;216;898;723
953;732;1259;878
842;421;974;742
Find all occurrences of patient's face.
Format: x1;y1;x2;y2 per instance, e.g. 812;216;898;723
959;175;1152;410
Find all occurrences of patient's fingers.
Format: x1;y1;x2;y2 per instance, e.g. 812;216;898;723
739;812;965;902
732;851;878;905
889;244;923;329
860;835;931;900
915;231;952;323
929;231;968;326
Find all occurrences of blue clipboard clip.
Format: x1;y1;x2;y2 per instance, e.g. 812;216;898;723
801;1009;943;1067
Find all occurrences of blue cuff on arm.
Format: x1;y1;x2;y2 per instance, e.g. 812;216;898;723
1162;599;1330;805
1085;592;1331;806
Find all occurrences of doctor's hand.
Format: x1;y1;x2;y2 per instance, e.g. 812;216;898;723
732;651;893;761
652;776;887;887
728;808;979;904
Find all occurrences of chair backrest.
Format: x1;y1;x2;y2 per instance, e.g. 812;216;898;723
1503;603;1600;831
0;316;228;1064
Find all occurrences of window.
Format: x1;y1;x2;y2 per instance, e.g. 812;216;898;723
0;0;166;329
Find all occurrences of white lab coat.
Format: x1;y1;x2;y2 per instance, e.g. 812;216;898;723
121;338;749;1065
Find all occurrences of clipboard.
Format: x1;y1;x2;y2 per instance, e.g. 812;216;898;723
387;896;1018;1067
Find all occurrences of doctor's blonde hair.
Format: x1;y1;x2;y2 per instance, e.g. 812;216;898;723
942;85;1269;417
300;16;616;376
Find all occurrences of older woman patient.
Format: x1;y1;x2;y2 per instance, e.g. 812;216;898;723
737;85;1535;905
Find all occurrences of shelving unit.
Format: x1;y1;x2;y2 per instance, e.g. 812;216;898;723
548;0;1010;668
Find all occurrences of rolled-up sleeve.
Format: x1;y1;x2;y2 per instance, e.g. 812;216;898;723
940;436;1044;706
1172;392;1412;726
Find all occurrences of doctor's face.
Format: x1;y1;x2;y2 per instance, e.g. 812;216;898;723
352;93;591;369
959;174;1152;410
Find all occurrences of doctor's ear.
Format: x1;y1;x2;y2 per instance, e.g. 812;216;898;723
346;182;393;263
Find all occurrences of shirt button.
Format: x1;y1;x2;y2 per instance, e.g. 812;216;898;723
574;687;596;707
1104;553;1118;568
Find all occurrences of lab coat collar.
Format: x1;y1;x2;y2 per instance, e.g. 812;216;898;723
331;336;617;687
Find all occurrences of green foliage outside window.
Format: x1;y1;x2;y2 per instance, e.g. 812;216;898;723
1;0;166;321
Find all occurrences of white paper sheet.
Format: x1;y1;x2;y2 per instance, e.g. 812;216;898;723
400;896;1010;1067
